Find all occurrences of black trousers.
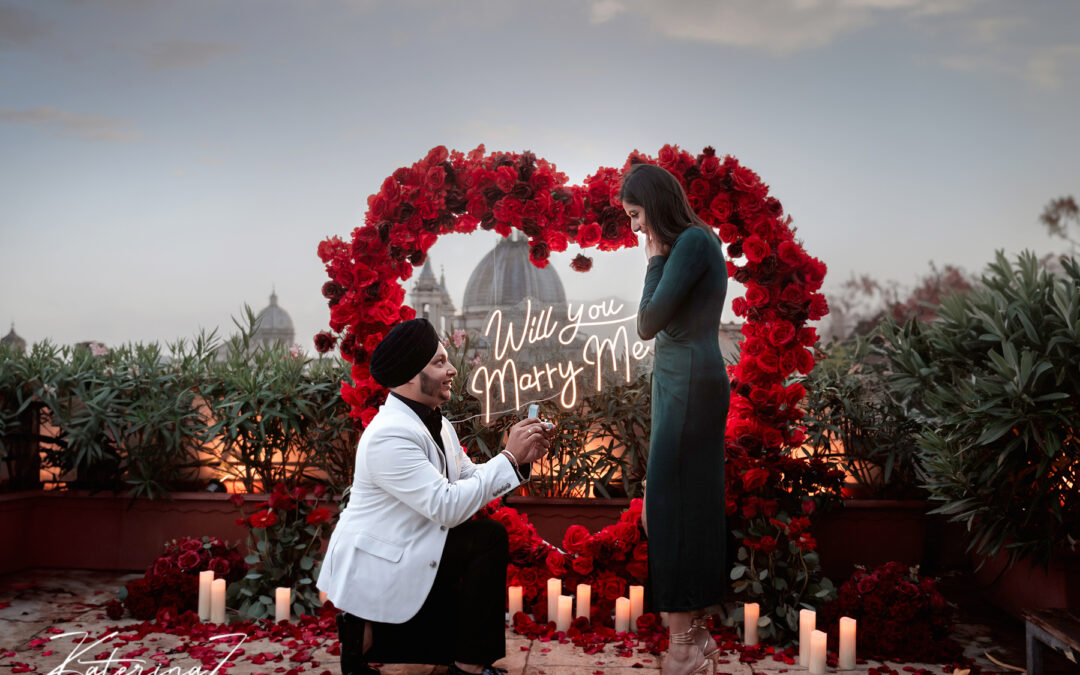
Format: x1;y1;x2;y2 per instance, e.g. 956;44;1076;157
339;518;509;668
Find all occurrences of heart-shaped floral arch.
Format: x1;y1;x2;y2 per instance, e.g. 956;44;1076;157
316;144;843;642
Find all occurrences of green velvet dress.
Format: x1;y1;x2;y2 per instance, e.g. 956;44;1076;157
637;225;729;611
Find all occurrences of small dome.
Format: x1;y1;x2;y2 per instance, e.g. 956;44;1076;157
1;322;26;353
254;290;295;346
463;236;566;310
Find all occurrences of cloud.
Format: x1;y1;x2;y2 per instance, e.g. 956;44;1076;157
143;39;238;70
0;3;50;48
0;107;143;142
1024;44;1080;91
587;0;983;54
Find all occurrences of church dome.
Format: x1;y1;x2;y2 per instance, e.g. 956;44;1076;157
254;290;295;346
463;236;566;310
1;323;26;354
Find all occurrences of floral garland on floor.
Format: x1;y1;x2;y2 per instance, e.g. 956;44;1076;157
316;144;843;640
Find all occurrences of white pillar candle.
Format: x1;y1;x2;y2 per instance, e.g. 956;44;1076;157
198;571;214;621
275;587;290;622
628;585;644;629
547;578;562;624
556;595;573;632
809;629;828;675
210;579;226;624
839;616;857;670
743;602;759;646
319;590;328;604
614;597;630;633
508;586;523;618
799;608;816;666
575;584;591;619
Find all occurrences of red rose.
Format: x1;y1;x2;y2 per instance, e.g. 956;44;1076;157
808;294;829;320
767;321;796;346
229;493;245;507
777;240;803;266
105;599;124;620
529;241;551;267
571;555;594;575
758;536;777;555
306;507;332;525
745;284;770;308
731;297;748;317
795;347;815;374
626;560;649;579
657;145;677;167
562;524;591;554
636;612;659;632
495;165;517;193
743;235;771;263
575;223;602;247
425;166;446;191
545;550;567;576
594;572;626;602
249;510;278;529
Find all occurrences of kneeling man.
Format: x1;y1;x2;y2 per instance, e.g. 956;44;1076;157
317;318;550;675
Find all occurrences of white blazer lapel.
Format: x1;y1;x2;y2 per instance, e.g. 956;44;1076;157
440;420;458;482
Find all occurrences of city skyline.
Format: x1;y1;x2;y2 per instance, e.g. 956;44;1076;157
2;0;1078;348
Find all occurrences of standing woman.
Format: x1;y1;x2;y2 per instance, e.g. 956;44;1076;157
622;163;729;675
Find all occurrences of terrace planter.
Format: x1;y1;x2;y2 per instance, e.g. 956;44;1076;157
0;491;266;575
814;499;931;580
973;547;1080;616
505;495;631;546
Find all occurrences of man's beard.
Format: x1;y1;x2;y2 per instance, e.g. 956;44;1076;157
419;371;444;400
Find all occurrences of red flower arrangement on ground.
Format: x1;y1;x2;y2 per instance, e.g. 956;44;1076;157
820;561;958;663
317;144;841;639
111;536;247;621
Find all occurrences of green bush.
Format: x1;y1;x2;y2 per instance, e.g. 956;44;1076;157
883;251;1080;566
800;336;922;498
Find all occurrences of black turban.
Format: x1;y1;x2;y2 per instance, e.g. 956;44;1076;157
368;318;440;388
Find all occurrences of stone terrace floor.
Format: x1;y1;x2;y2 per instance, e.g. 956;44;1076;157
0;569;1064;675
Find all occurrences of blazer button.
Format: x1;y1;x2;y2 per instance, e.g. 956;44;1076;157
429;561;437;568
440;525;447;531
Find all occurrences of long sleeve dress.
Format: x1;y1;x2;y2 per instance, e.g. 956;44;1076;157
637;225;730;611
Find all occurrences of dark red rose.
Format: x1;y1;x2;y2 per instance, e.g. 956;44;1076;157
758;536;777;555
856;574;877;595
313;484;328;498
741;467;770;491
177;551;200;570
808;294;829;320
517;566;542;591
529;240;550;266
314;331;337;354
626;559;649;579
105;599;124;620
209;557;231;576
777;240;803;266
745;284;770;308
570;254;593;272
229;493;245;507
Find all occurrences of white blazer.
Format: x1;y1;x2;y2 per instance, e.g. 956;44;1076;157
316;394;522;623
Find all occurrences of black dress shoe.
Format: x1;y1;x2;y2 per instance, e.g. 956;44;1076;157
336;613;379;675
446;665;505;675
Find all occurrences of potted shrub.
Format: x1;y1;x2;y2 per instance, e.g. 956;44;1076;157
799;335;938;578
882;251;1080;612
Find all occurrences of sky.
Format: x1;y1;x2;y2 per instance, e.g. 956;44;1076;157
1;0;1078;349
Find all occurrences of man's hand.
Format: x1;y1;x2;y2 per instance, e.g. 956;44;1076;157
505;417;553;465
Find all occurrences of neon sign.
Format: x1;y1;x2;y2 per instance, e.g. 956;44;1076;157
468;299;652;422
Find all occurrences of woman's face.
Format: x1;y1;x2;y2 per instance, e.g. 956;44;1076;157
624;202;649;235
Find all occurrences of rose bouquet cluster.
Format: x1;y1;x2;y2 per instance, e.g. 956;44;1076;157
821;562;955;662
230;483;337;620
110;536;246;621
318;144;837;640
479;499;673;654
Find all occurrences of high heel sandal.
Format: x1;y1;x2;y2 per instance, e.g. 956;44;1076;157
691;616;721;666
668;626;715;675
